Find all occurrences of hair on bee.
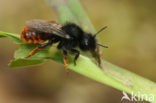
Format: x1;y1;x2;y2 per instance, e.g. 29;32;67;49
21;19;108;72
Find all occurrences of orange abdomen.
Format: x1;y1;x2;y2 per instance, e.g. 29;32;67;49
21;26;47;44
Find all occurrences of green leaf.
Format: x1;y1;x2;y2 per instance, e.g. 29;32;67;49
0;31;22;43
46;0;156;102
9;43;50;68
14;44;50;59
9;59;44;68
0;31;50;67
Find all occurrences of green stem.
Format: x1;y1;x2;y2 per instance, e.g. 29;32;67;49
66;0;96;33
46;0;156;102
0;31;22;43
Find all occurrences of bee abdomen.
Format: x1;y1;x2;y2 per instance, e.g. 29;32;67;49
21;26;45;43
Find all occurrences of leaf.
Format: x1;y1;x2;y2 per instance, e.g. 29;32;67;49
14;44;50;59
46;0;156;102
9;43;50;68
0;31;22;43
9;59;44;68
0;31;50;67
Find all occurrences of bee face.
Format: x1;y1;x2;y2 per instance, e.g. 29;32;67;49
79;33;96;51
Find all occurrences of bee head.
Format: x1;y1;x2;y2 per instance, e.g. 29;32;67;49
80;26;108;51
79;33;97;51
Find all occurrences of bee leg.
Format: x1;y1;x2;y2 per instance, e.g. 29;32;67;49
62;49;69;74
25;40;53;58
57;42;69;73
70;49;80;65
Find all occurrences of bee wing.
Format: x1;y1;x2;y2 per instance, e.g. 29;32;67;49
26;20;70;39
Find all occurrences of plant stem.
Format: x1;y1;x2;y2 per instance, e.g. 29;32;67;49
46;0;156;102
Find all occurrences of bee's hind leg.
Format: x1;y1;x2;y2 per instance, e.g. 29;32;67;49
62;49;69;73
25;40;53;59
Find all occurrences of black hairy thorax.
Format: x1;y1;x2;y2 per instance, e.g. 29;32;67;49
61;23;96;51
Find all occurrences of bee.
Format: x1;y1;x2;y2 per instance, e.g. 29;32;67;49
21;19;108;72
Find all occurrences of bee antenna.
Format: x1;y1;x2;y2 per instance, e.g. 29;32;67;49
94;26;107;37
96;43;108;48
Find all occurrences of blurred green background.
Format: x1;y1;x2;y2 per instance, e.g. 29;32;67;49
0;0;156;103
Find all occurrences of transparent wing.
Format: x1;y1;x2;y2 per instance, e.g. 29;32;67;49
26;19;70;39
